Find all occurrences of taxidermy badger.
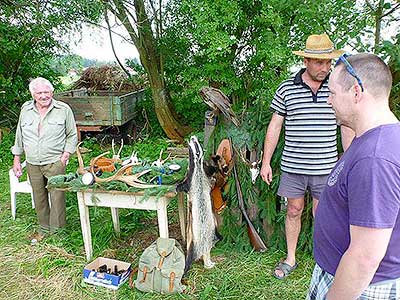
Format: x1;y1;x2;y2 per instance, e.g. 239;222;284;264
177;136;221;274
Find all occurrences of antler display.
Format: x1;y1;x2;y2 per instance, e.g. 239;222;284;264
111;138;123;163
151;149;172;167
91;154;159;188
122;150;141;166
76;142;88;175
239;150;263;184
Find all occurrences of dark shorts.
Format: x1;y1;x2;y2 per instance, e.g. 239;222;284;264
277;172;328;200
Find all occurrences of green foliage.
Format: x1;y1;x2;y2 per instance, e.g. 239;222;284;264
162;0;368;128
51;54;84;77
133;90;166;138
380;33;400;118
0;20;61;127
0;131;15;165
0;0;103;128
161;0;372;253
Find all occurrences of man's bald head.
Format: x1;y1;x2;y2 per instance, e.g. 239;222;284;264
335;53;392;100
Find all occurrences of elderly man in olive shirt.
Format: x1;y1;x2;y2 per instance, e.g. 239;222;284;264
12;77;77;239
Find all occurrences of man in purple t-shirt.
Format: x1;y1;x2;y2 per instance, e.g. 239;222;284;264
307;53;400;300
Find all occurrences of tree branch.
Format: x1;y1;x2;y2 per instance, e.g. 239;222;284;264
104;10;130;76
380;3;400;19
110;0;139;45
365;0;375;12
84;19;134;45
148;0;160;39
120;1;139;25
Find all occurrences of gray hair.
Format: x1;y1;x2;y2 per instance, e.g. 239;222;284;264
29;77;54;94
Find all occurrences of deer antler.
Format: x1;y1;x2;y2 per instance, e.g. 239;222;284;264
162;153;172;163
111;139;123;163
91;162;131;183
76;142;87;175
118;169;159;188
91;160;159;188
238;149;252;167
257;151;264;164
152;149;172;167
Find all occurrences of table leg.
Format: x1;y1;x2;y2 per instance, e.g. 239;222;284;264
177;192;186;241
77;192;93;261
110;207;120;234
157;198;169;238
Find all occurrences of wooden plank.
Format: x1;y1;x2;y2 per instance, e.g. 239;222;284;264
55;89;145;127
57;96;113;125
76;125;103;141
56;88;87;97
166;147;189;158
119;89;144;124
54;187;176;198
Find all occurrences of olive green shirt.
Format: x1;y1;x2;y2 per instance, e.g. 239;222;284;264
11;99;77;165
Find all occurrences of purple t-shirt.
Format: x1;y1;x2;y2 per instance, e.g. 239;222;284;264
314;123;400;283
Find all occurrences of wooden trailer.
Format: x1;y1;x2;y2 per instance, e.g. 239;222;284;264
55;89;145;141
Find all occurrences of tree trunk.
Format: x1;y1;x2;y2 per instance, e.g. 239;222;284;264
374;0;384;53
110;0;191;142
389;36;400;111
146;69;191;142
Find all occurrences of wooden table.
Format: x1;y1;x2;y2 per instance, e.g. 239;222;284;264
76;189;186;261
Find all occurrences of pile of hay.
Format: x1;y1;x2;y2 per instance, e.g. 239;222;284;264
72;65;145;92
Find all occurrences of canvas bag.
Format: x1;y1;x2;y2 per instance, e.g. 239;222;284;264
134;237;186;294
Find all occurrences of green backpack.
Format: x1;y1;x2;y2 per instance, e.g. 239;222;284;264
134;238;186;294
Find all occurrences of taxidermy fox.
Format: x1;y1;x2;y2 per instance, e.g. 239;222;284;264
177;136;221;274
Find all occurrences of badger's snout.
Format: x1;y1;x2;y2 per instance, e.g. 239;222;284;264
189;136;203;159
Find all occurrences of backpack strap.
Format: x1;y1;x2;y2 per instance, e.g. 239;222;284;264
169;272;175;293
129;267;138;288
140;266;148;283
158;251;167;268
156;238;175;256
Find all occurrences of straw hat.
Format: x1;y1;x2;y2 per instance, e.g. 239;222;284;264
293;33;344;59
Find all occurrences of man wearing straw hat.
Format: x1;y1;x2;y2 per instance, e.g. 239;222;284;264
260;33;354;279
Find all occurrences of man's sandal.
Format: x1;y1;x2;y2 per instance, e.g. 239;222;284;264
273;261;298;280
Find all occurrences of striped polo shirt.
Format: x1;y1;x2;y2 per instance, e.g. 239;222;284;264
270;68;338;176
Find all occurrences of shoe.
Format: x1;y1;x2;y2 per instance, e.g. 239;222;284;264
273;261;298;280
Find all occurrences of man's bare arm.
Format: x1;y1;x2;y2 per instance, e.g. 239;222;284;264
13;155;22;178
260;113;284;185
326;225;393;300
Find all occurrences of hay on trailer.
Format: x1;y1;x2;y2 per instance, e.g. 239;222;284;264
72;65;145;92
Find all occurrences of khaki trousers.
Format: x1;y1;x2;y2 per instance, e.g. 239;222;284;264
26;161;66;231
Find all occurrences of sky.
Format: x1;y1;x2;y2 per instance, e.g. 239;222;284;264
70;8;399;64
69;24;139;62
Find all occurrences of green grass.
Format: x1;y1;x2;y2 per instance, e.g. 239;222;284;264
0;134;314;299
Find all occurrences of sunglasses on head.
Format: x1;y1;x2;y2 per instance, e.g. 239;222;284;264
335;53;364;92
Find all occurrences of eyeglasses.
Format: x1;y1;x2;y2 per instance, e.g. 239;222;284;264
335;53;364;92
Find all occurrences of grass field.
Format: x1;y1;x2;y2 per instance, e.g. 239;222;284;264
0;134;314;300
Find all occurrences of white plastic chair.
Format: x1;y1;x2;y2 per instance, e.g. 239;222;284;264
10;159;68;219
9;161;35;220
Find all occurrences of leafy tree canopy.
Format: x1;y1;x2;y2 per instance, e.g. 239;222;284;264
0;0;103;127
162;0;367;136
